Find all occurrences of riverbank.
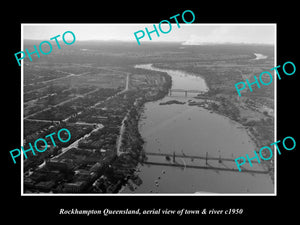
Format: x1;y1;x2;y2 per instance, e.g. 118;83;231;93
96;70;172;193
159;100;185;105
123;97;273;193
192;94;274;182
120;64;273;194
152;62;274;183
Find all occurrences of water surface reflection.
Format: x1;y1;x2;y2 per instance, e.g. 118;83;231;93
123;64;274;194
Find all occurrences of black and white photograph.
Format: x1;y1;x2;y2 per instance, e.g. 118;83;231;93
3;4;298;221
21;24;275;195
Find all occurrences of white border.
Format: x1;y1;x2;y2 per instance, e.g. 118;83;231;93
21;24;24;195
274;24;277;196
21;23;277;196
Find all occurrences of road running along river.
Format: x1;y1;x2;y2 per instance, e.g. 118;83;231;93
122;63;274;194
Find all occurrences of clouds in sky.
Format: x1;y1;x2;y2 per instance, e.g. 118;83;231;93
23;24;275;45
182;25;275;45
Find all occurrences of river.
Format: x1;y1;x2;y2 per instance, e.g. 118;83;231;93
122;63;274;194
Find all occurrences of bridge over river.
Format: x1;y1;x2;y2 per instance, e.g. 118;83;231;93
169;89;205;97
143;152;268;174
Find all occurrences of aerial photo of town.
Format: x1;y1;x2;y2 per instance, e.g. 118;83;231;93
23;24;275;194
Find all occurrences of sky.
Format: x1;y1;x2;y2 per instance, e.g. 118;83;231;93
22;24;276;45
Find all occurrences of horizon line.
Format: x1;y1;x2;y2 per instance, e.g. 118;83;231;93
23;39;274;45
